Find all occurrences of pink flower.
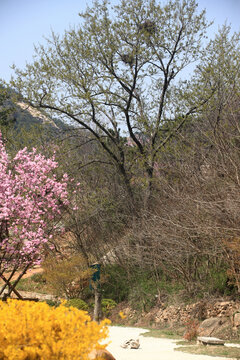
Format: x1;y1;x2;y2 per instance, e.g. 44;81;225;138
0;132;71;269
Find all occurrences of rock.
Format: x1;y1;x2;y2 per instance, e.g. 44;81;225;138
197;336;225;345
121;340;130;349
233;312;240;328
121;339;140;349
198;317;232;339
198;317;223;334
153;300;240;326
130;339;140;349
88;349;116;360
122;307;136;319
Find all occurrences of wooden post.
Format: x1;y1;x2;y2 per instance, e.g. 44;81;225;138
90;263;102;322
93;286;102;322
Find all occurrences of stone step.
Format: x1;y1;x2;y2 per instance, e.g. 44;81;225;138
197;336;225;346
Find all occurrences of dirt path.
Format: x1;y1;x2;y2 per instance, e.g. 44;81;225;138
106;326;234;360
16;267;43;280
0;267;43;283
17;267;43;280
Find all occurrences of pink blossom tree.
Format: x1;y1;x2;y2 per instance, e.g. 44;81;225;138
0;133;69;299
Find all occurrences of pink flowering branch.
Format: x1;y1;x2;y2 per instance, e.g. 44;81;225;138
0;133;70;298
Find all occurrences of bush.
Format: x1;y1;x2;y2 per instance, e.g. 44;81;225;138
101;265;130;302
43;254;93;298
207;266;236;296
65;298;89;311
102;265;183;311
101;298;117;316
0;299;109;360
44;299;60;307
129;280;157;312
101;265;188;310
128;270;161;312
194;265;237;298
184;319;199;341
30;273;46;284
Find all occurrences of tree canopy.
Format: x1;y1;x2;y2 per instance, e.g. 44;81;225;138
12;0;211;207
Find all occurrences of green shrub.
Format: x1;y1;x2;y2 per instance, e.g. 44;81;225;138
15;274;50;294
65;298;89;311
43;255;92;298
160;278;183;294
128;274;158;312
44;299;60;307
101;298;117;316
196;265;237;298
30;273;46;284
209;267;236;296
101;265;130;302
102;265;183;311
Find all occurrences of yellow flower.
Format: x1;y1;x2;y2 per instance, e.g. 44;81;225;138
0;299;109;360
119;311;126;319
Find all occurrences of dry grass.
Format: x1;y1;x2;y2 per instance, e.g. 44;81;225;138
175;344;240;359
140;326;184;339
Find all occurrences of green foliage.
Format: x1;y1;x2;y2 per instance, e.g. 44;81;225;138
15;274;50;294
128;272;158;312
102;265;185;310
101;265;130;303
0;85;15;124
102;262;239;310
102;265;177;310
65;298;89;311
11;0;211;208
101;298;117;316
30;273;46;284
43;255;93;299
128;269;186;311
43;299;60;307
0;85;17;146
0;84;64;155
205;266;231;296
192;265;237;298
157;275;185;297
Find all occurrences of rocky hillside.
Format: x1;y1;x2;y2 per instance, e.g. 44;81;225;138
0;85;71;134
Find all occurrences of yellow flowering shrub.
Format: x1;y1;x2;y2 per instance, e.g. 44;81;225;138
119;311;126;319
0;299;109;360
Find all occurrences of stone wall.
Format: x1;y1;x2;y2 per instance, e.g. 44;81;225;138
119;299;240;330
155;300;240;324
153;300;240;325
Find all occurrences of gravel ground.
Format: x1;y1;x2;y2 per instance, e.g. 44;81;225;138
106;326;234;360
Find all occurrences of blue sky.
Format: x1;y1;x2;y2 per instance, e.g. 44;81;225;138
0;0;240;82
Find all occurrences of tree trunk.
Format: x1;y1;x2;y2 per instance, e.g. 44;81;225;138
93;287;102;322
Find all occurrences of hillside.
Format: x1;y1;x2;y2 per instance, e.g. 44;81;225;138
0;86;71;134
